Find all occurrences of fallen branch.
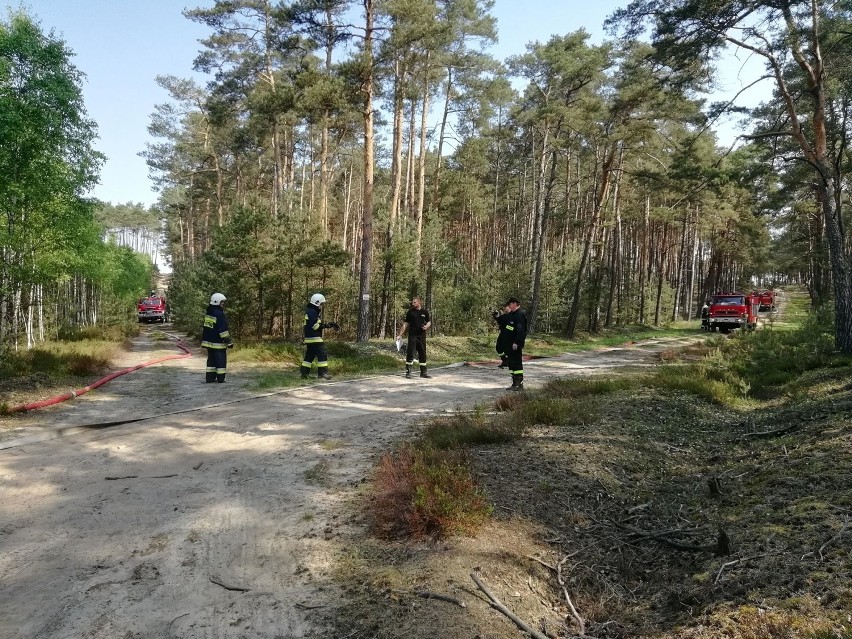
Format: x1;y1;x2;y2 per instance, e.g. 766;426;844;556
104;475;138;480
412;590;467;608
736;423;800;440
527;554;557;572
715;553;772;584
209;574;251;592
470;572;549;639
819;514;849;562
149;474;178;479
167;612;189;636
614;521;727;554
557;556;585;636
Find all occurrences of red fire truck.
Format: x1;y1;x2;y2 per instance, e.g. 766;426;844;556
757;289;776;312
137;292;169;323
707;292;759;333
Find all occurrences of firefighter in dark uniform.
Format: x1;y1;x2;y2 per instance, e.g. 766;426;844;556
499;297;527;391
202;292;233;383
700;300;710;330
492;303;511;368
396;296;432;378
301;293;339;380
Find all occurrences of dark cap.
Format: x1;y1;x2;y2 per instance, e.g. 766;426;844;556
505;297;520;306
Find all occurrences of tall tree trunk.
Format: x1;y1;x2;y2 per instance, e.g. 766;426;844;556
356;0;375;342
566;143;618;337
529;128;558;334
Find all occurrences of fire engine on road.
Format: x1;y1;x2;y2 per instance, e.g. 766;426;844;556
706;292;760;333
137;291;169;323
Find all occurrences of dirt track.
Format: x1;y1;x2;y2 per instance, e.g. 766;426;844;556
0;330;697;639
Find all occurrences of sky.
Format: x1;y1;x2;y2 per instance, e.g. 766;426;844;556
14;1;771;208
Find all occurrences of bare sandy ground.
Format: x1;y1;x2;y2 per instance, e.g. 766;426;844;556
0;330;697;639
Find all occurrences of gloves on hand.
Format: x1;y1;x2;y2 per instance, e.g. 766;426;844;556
322;322;340;330
491;309;500;319
227;342;234;349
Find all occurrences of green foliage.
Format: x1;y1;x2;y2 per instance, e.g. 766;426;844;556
651;364;749;406
418;411;524;449
0;11;151;349
543;376;638;398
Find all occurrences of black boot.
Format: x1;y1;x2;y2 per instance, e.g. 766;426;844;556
498;355;508;369
420;365;431;379
511;374;524;391
405;365;412;378
300;365;311;380
216;373;227;383
206;371;216;383
318;369;333;380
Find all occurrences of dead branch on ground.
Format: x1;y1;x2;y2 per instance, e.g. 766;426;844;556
557;555;586;636
470;572;550;639
209;574;251;592
391;589;466;608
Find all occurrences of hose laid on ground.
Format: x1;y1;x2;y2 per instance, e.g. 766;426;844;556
4;335;193;415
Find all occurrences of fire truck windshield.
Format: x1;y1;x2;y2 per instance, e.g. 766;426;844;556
713;296;744;305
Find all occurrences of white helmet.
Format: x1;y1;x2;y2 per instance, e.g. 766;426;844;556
210;293;227;305
310;293;326;306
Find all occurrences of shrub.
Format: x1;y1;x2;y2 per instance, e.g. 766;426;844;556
651;364;748;406
368;444;491;540
515;396;599;427
543;377;637;399
419;413;523;449
66;354;111;376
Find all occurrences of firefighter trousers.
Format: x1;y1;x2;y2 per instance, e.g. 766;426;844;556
507;348;524;385
206;348;227;383
302;342;329;377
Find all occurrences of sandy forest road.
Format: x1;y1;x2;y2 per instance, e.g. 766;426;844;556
0;330;698;639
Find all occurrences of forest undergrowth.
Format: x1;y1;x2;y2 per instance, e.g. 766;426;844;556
334;299;852;639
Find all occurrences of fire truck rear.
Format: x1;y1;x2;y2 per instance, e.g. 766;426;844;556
708;293;759;332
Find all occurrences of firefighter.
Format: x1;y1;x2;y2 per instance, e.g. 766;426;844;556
492;303;511;368
301;293;339;380
700;300;710;331
202;292;233;383
499;297;527;391
396;296;432;378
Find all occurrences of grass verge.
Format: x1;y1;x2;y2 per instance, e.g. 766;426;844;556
334;287;852;638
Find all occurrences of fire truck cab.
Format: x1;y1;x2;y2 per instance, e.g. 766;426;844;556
708;292;759;333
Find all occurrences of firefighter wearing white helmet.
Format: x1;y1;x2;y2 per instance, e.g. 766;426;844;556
202;292;233;383
301;292;339;380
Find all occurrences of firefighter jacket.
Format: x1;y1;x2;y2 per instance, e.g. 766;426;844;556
494;312;511;353
304;304;326;344
202;305;231;349
499;308;527;350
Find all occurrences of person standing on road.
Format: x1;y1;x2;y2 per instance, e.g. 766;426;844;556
492;303;511;369
499;297;527;391
396;296;432;378
700;300;710;331
301;293;339;380
202;293;233;383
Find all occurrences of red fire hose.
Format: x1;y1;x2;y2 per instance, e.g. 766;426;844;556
5;337;193;415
